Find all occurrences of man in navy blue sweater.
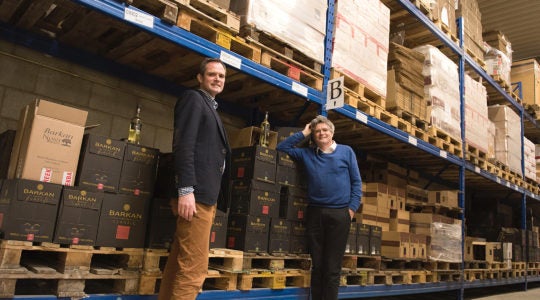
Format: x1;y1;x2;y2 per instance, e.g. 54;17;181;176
277;115;362;300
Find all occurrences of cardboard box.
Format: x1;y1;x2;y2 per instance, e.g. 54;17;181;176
279;186;308;221
118;144;159;197
9;99;87;185
230;179;280;218
145;197;176;249
76;134;126;192
370;225;382;256
511;58;540;105
268;218;290;254
427;190;458;208
0;130;16;179
486;242;502;263
389;209;410;233
464;236;487;261
364;183;388;209
231;126;278;149
95;193;150;248
153;153;176;198
231;145;277;183
210;214;228;249
345;221;357;254
227;214;269;253
276;164;299;187
357;223;371;255
0;179;62;242
53;186;103;246
381;231;410;259
289;220;308;254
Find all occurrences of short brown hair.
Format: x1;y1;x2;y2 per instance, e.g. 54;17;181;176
199;58;226;76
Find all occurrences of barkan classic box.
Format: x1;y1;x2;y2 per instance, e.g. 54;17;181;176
76;134;126;192
8;99;87;186
268;218;290;254
210;214;228;249
345;221;357;254
145;197;176;249
279;186;308;221
289;220;308;254
95;193;150;248
227;214;269;253
231;145;276;183
230;179;280;218
118;144;159;197
53;186;103;246
0;179;62;242
357;223;371;255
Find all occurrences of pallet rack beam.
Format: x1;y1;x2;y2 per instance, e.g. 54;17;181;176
72;0;325;106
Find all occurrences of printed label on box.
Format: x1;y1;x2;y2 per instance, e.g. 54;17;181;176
62;171;74;186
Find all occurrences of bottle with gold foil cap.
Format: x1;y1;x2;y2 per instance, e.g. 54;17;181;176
259;111;270;147
128;105;142;144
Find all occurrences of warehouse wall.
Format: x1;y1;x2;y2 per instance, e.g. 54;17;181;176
0;40;176;153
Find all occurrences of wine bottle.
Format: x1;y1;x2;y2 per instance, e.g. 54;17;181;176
259;111;270;147
128;105;142;144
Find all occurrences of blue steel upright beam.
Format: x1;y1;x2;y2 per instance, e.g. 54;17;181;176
320;0;336;117
457;16;466;300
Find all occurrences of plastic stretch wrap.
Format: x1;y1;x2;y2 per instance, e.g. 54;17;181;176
488;105;522;174
524;137;536;181
464;74;490;154
332;0;389;98
414;45;460;140
429;222;462;262
485;45;512;85
231;0;327;63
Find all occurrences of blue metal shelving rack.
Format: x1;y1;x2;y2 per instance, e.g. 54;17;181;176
2;0;540;299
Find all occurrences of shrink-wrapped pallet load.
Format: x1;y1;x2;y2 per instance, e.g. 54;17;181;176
464;74;491;155
488;105;522;174
414;45;461;141
332;0;390;98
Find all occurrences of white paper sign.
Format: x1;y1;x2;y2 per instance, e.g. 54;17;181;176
292;82;308;97
326;77;344;110
356;111;368;124
408;136;417;146
124;7;154;28
220;51;241;69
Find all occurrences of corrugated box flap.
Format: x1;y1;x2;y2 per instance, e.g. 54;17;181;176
35;99;88;126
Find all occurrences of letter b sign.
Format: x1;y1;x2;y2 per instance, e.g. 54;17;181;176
326;77;344;110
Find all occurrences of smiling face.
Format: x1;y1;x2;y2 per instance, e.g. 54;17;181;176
197;61;226;97
313;122;334;149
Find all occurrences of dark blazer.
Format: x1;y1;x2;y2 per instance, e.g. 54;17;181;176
173;89;230;211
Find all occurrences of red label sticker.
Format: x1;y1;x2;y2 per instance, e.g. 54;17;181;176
288;66;301;80
97;183;104;190
116;225;130;240
298;211;304;219
210;231;216;243
27;233;35;241
72;237;80;244
63;171;74;186
237;167;245;178
227;236;235;248
262;205;269;215
134;189;140;196
40;168;52;182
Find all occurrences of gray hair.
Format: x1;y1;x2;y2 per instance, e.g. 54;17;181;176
310;115;335;134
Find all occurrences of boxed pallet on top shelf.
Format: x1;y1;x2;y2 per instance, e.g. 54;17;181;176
483;31;513;86
332;0;390;98
511;58;540;106
456;0;485;62
414;44;461;141
488;105;522;175
524;137;536;181
230;0;327;63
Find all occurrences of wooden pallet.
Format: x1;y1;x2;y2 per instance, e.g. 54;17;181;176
387;107;430;131
128;0;179;24
260;51;323;90
208;248;244;272
370;270;406;285
340;269;370;286
141;248;169;275
237;269;310;290
176;0;240;32
176;10;261;63
331;69;386;108
241;253;311;272
242;26;323;73
342;255;381;271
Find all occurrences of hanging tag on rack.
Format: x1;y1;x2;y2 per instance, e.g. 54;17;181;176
326;77;344;110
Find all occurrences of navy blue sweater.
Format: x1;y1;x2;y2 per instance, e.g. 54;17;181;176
277;132;362;212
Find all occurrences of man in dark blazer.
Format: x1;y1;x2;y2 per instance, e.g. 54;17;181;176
159;58;230;300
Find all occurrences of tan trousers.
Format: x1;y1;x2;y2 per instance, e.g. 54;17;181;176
158;202;216;300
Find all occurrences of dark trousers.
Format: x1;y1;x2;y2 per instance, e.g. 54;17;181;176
306;206;351;300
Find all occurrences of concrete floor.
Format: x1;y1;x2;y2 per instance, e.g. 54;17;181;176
470;286;540;300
